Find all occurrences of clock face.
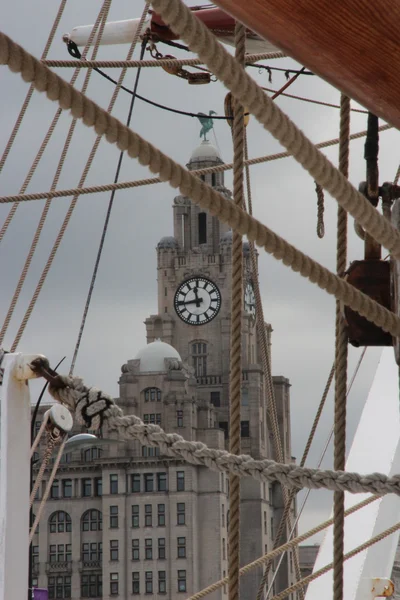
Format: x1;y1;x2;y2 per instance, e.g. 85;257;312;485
174;277;221;325
244;283;256;316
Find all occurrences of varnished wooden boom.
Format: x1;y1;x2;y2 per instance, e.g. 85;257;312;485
214;0;400;129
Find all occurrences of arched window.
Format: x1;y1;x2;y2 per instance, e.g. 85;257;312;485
83;447;103;462
82;510;103;532
192;342;207;377
198;212;207;244
49;511;72;533
144;387;162;402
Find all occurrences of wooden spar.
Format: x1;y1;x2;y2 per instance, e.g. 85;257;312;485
213;0;400;129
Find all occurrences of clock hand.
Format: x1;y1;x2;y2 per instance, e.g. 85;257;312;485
193;286;202;308
177;298;204;306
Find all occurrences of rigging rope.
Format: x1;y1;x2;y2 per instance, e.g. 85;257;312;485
333;93;350;600
186;495;379;600
69;6;150;376
0;124;392;206
147;0;400;257
0;0;67;174
41;50;285;69
0;0;113;346
36;370;400;496
315;182;325;238
261;87;368;113
228;23;245;600
0;0;68;243
1;32;399;337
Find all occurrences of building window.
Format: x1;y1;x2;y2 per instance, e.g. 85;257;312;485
110;573;119;596
48;575;71;599
210;391;220;407
110;540;119;561
62;479;72;498
158;571;167;594
145;538;153;560
32;545;39;565
51;480;59;499
81;542;102;562
212;173;217;186
264;511;267;535
110;506;119;529
240;421;250;438
177;537;186;558
83;447;103;462
222;504;225;527
34;420;41;436
49;543;71;563
177;410;184;428
81;574;102;598
177;471;185;491
32;577;38;589
144;387;162;402
221;474;224;493
82;509;102;532
242;387;249;406
198;212;207;244
132;572;140;595
131;474;141;493
158;538;166;559
60;452;71;464
82;479;92;497
192;342;207;377
158;504;165;527
177;503;186;525
49;511;72;533
222;538;226;560
219;421;229;439
145;504;152;526
144;414;161;425
144;474;154;493
142;446;160;457
94;477;102;497
132;539;140;561
145;572;153;594
223;570;227;594
110;474;118;494
178;570;187;593
132;505;139;528
157;473;167;492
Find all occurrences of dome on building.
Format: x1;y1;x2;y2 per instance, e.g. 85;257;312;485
189;140;221;163
157;236;179;249
134;340;182;373
220;230;233;244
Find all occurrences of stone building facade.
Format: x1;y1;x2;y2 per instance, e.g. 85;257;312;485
32;141;296;600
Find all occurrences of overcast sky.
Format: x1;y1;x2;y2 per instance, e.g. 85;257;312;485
1;0;399;544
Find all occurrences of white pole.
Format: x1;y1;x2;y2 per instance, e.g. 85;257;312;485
0;353;45;600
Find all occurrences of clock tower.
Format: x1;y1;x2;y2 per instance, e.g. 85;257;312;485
145;140;296;597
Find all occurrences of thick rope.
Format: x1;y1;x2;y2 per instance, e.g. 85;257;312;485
0;0;112;346
148;0;400;258
333;94;350;600
1;34;400;337
42;50;285;68
45;374;400;495
243;135;302;600
186;495;379;600
316;182;325;238
228;23;246;600
30;429;60;507
0;124;392;206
